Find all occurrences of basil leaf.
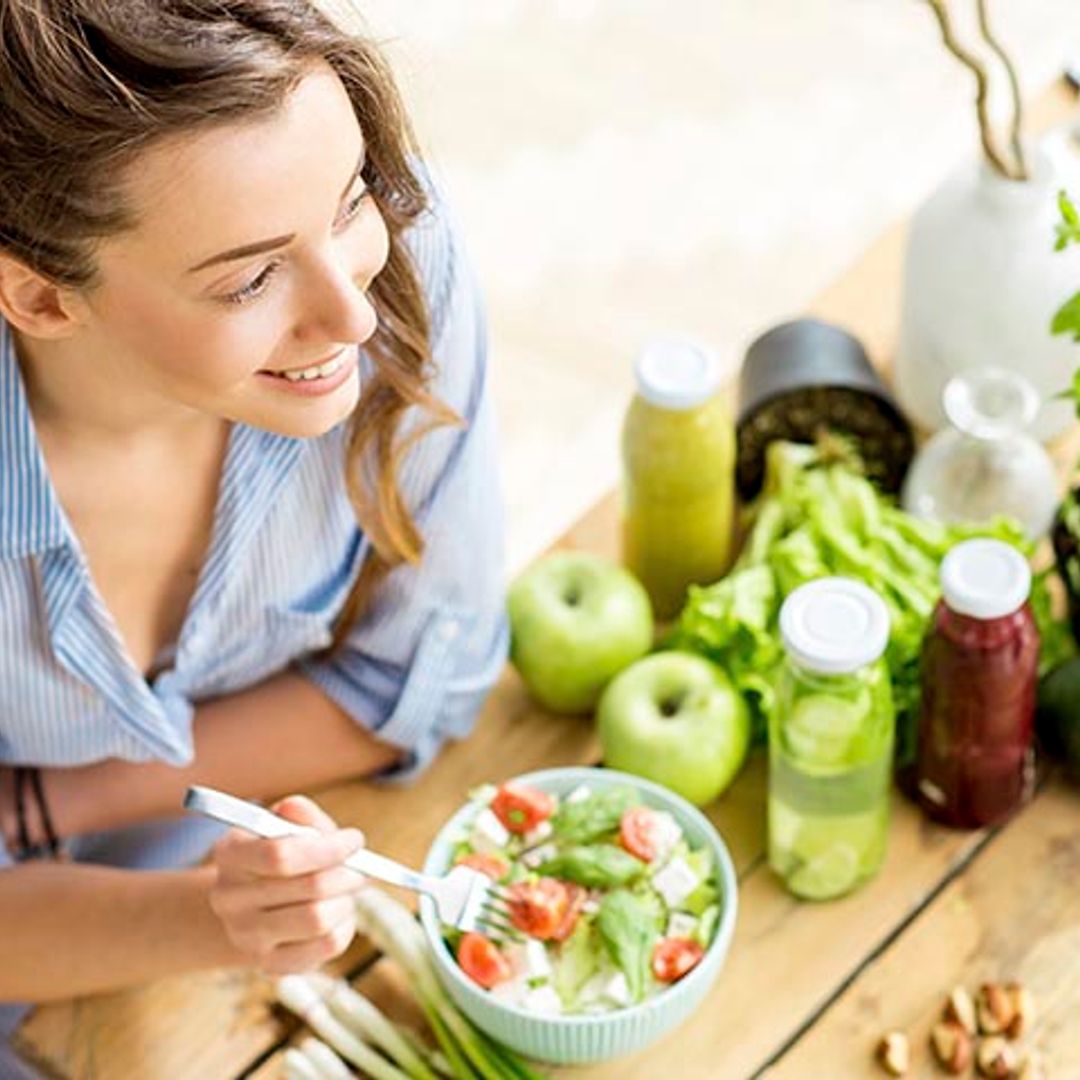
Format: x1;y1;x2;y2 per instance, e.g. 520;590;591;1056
596;889;661;1002
550;787;639;844
537;844;645;888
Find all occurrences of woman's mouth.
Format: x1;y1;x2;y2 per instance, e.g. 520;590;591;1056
257;346;358;397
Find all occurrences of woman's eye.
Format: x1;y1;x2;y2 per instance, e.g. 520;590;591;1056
335;184;371;230
220;258;283;305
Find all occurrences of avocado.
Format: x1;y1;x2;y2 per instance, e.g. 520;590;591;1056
1036;656;1080;783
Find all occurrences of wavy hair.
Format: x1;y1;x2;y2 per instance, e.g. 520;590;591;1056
0;0;458;650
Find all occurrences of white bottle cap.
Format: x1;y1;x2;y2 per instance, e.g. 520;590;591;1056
940;538;1031;619
634;338;723;410
780;577;891;675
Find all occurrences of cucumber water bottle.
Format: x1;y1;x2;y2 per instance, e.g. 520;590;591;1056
769;578;895;900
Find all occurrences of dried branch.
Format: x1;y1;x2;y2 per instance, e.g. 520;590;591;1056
924;0;1019;180
975;0;1028;179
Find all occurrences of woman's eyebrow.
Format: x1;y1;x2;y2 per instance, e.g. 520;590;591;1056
186;146;367;274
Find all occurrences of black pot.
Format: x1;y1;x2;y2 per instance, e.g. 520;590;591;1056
736;317;915;499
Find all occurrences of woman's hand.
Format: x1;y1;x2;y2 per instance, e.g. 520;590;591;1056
208;795;366;975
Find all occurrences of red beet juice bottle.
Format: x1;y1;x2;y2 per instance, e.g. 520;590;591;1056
915;538;1039;829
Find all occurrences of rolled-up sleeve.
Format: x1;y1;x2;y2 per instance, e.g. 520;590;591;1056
299;177;508;782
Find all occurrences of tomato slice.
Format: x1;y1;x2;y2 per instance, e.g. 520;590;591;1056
651;937;705;983
549;883;587;942
505;877;572;939
491;782;556;834
620;806;662;861
457;932;513;988
455;852;509;881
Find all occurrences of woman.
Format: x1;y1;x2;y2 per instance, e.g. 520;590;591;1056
0;0;506;1067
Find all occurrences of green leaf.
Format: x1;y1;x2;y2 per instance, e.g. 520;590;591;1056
596;890;660;1003
537;844;645;889
554;919;600;1009
550;787;639;844
1051;289;1080;344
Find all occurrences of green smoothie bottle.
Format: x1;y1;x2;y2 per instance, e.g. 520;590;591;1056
621;339;735;619
769;577;895;901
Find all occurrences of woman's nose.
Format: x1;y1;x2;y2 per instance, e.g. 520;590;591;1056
293;253;378;346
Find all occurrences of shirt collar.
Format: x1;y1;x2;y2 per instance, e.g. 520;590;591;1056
0;317;71;557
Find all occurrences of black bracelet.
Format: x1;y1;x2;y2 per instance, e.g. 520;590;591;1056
28;768;60;858
12;766;59;861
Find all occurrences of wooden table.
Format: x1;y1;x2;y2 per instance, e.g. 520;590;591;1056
16;82;1080;1080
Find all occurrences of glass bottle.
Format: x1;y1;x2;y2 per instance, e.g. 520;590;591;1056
900;367;1059;540
621;339;735;620
915;538;1039;829
769;578;895;901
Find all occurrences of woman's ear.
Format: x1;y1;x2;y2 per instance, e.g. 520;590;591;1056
0;253;86;339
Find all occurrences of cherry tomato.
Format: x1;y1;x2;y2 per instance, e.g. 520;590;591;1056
651;937;705;983
549;883;587;942
620;806;662;862
455;852;509;881
506;877;572;939
491;782;556;835
457;932;513;988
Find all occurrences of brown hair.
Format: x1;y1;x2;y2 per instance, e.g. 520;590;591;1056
0;0;458;649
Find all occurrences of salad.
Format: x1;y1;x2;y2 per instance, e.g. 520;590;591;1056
445;780;721;1016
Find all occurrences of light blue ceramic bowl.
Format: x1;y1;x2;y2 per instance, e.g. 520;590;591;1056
419;766;738;1066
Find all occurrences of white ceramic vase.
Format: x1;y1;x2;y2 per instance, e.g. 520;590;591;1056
895;138;1080;441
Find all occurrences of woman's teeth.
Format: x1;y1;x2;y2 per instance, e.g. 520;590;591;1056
270;353;346;382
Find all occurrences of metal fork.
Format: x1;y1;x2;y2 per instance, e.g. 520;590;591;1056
183;785;518;940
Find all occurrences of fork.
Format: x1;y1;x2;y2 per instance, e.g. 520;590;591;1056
183;785;519;941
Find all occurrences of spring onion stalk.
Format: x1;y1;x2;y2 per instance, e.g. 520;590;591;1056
354;891;550;1080
297;1037;354;1079
283;1047;324;1080
326;979;439;1080
276;975;410;1080
394;1022;455;1078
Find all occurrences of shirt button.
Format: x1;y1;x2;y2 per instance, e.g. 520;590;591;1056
440;618;461;642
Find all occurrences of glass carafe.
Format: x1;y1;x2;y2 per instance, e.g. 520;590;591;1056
900;368;1059;540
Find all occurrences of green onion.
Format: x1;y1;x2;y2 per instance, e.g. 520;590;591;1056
326;978;439;1080
354;890;550;1080
296;1036;352;1079
283;1047;323;1080
275;976;410;1080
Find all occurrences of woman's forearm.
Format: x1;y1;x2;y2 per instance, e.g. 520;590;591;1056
47;671;399;840
0;862;242;1002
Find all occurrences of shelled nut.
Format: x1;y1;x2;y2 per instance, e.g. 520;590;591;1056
977;1035;1018;1079
931;1020;974;1075
1006;983;1036;1039
875;1032;910;1076
944;985;978;1035
976;983;1017;1036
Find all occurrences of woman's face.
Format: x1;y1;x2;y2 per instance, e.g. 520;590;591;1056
75;62;388;439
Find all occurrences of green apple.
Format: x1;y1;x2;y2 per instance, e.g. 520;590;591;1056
507;552;653;714
597;651;750;805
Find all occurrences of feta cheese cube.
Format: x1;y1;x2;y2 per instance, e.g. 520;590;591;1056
601;971;631;1007
666;912;699;940
505;939;553;981
521;842;556;869
580;896;601;916
565;784;592;804
652;855;699;909
523;819;554;846
489;974;529;1007
523;985;563;1015
471;808;510;855
648;811;684;862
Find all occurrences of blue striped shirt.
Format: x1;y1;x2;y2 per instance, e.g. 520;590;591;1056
0;181;509;872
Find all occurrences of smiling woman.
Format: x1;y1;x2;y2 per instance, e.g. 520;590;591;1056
0;1;506;1070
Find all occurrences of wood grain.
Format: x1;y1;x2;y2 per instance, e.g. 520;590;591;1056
763;778;1080;1079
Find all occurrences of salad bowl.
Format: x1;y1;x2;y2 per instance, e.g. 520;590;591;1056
418;766;739;1065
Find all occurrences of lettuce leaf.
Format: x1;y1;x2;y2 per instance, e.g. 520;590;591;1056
672;441;1072;768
